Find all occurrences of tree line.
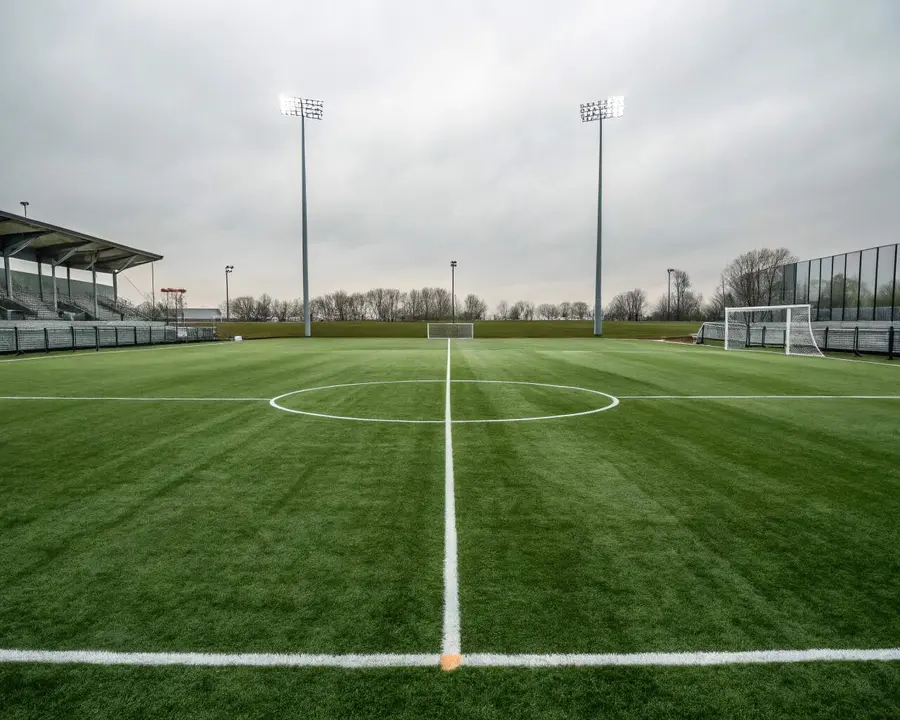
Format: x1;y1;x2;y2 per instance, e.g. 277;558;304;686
605;247;799;322
218;287;596;322
147;246;798;324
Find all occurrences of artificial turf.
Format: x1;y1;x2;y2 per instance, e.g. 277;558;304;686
0;337;898;717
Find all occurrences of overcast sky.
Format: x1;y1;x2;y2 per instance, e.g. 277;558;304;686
2;0;899;310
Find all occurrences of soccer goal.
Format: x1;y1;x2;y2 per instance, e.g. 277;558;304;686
696;304;824;356
427;323;474;339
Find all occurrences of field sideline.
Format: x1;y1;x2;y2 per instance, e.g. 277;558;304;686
1;337;898;718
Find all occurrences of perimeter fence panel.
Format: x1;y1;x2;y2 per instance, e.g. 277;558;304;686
0;324;217;355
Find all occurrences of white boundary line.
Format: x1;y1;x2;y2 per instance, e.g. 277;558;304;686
0;341;227;364
463;648;900;667
442;340;462;663
619;395;900;400
0;396;269;402
0;649;437;667
1;647;898;668
682;338;900;369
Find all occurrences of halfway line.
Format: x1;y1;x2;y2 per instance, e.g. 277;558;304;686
441;338;461;670
0;396;269;402
464;648;900;667
618;395;900;400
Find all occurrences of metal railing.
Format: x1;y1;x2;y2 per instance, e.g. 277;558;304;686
696;322;897;358
0;324;217;354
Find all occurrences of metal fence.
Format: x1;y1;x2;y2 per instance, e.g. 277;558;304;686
697;322;897;357
0;324;217;354
771;243;900;322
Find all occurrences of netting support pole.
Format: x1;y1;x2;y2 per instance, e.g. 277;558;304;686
44;327;49;352
854;327;861;357
71;325;76;352
95;326;100;352
724;309;729;350
889;327;895;361
785;307;792;355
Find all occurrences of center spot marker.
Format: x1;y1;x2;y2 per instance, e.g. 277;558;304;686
268;379;619;424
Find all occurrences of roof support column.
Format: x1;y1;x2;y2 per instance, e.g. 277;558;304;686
37;258;44;301
2;245;10;299
51;262;58;313
66;266;72;300
113;271;118;303
92;257;98;319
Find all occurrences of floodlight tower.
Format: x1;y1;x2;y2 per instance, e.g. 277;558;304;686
667;268;675;320
225;265;234;321
280;94;323;338
450;260;458;323
580;96;624;336
20;201;29;217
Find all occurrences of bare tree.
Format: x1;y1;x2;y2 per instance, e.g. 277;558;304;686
722;248;796;307
272;299;291;322
558;301;572;320
571;301;591;320
494;300;509;320
605;289;646;321
461;293;488;320
537;303;560;320
229;295;255;321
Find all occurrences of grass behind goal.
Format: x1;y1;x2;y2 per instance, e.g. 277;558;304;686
1;338;898;718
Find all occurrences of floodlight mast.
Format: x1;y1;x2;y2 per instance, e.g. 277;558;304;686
580;96;624;336
450;260;458;323
280;94;323;338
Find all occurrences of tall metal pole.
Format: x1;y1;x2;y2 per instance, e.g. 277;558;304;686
151;263;155;320
20;201;29;217
225;267;231;321
451;260;457;323
594;118;603;336
667;270;672;321
300;112;311;338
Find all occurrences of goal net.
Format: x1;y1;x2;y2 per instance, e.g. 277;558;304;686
696;304;823;357
427;323;474;339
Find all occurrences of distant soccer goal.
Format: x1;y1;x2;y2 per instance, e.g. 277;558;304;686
696;304;824;357
427;323;474;340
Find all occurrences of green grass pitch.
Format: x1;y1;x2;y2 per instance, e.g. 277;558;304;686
1;338;899;718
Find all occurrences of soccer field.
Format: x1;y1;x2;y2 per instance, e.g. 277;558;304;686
1;338;899;718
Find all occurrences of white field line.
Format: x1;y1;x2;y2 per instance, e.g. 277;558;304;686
0;649;437;667
618;395;900;400
464;648;900;667
0;396;269;402
679;339;900;369
1;647;898;668
442;339;461;658
0;341;227;364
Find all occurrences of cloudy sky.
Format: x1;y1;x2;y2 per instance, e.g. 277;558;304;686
2;0;899;311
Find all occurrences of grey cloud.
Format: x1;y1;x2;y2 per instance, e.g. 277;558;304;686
2;0;899;310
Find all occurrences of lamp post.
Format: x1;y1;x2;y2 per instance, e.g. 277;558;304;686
580;96;625;337
20;201;29;217
280;94;323;338
450;260;457;323
667;268;675;321
225;265;234;321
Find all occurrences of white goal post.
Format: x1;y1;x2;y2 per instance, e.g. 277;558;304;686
427;323;474;339
696;304;824;357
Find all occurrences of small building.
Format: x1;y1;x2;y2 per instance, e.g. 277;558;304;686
183;307;222;323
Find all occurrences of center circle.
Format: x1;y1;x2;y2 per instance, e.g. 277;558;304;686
269;380;619;424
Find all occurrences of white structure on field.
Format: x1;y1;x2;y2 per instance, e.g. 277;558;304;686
696;304;824;356
427;323;474;340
